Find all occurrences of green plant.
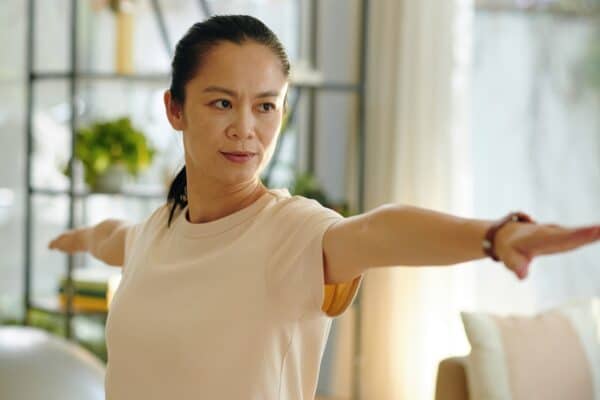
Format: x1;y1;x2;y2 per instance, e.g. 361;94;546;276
24;309;66;336
63;117;156;190
107;0;133;13
583;29;600;92
289;171;352;217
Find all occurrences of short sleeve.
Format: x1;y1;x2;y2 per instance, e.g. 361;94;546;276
123;222;143;268
267;198;364;320
122;202;169;271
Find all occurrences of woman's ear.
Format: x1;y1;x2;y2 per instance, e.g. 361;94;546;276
164;89;186;131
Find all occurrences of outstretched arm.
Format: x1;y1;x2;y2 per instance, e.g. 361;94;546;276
48;219;133;267
322;204;600;284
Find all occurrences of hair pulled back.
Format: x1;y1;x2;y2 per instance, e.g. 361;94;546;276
166;15;291;227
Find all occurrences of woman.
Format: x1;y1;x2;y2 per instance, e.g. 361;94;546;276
48;15;600;399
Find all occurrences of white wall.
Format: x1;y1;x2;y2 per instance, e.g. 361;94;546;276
470;10;600;314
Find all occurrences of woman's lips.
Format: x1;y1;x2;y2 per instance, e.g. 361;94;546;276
221;152;256;163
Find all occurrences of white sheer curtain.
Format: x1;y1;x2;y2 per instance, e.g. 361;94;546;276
358;0;475;398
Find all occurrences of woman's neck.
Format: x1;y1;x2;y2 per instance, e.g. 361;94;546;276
185;180;267;224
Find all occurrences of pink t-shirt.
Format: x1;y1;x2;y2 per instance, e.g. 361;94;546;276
105;187;363;399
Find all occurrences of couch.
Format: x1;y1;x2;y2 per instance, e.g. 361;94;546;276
434;297;599;400
435;356;469;400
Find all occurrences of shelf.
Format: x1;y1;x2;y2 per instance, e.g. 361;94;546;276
23;5;369;389
30;296;108;317
292;82;361;91
30;71;361;92
475;3;600;18
30;186;167;200
31;71;170;82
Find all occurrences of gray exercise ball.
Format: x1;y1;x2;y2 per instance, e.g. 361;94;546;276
0;326;105;400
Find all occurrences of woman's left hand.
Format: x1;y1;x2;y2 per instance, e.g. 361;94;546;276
494;222;600;280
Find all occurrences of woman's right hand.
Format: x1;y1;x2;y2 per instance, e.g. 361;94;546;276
48;228;90;254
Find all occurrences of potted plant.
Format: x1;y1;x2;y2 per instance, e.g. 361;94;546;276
289;171;352;217
63;117;156;193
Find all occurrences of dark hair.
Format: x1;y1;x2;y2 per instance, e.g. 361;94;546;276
166;15;291;227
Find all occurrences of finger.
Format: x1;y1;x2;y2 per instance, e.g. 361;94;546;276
48;237;60;250
49;234;68;251
527;226;600;256
504;250;532;280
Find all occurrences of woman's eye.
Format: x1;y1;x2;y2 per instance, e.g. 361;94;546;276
259;103;276;112
213;100;231;109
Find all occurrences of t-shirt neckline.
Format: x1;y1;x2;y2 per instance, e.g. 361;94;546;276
175;188;290;238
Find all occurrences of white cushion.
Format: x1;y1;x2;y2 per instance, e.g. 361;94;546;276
461;297;600;400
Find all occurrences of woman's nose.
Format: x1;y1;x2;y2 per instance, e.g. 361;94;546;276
227;109;255;139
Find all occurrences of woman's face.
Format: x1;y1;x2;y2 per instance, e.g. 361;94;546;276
169;41;288;188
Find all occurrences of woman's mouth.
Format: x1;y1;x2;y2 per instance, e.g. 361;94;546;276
220;152;256;164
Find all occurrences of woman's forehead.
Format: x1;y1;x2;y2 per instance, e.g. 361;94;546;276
189;41;288;94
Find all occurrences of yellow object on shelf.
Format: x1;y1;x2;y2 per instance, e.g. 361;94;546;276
115;5;134;74
59;294;108;313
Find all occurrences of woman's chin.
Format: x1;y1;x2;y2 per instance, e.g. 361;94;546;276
222;170;258;184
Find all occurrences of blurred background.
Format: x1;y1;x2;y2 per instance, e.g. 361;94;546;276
0;0;599;399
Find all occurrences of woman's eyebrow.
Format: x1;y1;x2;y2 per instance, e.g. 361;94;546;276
202;85;279;99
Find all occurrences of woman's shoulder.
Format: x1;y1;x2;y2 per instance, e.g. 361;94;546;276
149;201;173;220
264;189;343;223
133;202;173;232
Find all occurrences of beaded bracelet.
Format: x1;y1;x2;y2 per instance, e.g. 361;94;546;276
482;211;535;261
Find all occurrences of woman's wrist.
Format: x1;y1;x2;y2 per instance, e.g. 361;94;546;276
482;212;535;261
